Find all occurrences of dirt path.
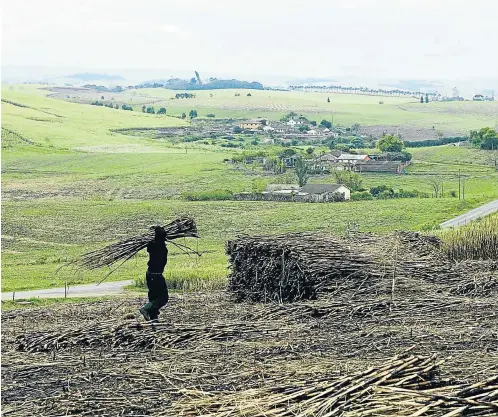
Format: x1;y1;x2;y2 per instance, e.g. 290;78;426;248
440;199;498;228
1;280;134;301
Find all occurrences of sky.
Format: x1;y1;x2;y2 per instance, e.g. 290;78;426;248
2;0;498;81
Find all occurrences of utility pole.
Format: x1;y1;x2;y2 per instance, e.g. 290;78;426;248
462;175;465;200
458;169;461;200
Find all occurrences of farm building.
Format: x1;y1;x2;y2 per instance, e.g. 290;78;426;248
239;119;266;130
287;119;303;126
301;184;351;201
355;160;411;174
337;153;371;163
266;184;300;192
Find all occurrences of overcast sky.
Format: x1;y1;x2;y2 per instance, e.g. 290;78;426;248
2;0;498;80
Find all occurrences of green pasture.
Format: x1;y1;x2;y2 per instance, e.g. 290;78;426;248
54;85;498;132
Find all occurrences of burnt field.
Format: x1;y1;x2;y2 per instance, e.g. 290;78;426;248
3;233;498;416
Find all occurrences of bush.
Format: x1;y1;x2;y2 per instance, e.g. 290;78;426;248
207;114;216;118
121;104;133;111
157;107;166;115
351;191;374;201
182;190;233;201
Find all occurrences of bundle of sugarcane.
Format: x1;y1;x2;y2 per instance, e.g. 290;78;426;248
70;217;199;271
226;233;383;302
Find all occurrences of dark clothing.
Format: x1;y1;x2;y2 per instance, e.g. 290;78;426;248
141;230;169;320
141;271;169;320
146;239;167;273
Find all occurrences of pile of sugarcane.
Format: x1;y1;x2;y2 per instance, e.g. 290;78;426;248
226;233;383;302
226;232;460;302
69;217;198;271
173;350;498;416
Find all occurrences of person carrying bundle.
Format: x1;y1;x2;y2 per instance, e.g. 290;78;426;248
139;226;169;322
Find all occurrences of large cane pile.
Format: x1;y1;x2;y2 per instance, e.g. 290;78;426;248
227;231;458;302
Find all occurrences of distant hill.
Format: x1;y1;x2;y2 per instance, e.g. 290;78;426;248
141;77;264;90
67;73;125;81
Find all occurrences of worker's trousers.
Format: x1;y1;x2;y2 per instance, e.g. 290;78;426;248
142;271;169;319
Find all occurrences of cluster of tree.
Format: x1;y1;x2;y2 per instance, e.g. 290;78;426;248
84;84;123;93
326;136;376;151
377;134;405;152
333;171;363;191
174;93;196;99
280;112;309;123
352;186;430;201
320;119;333;129
189;109;198;119
142;105;156;114
90;100;104;106
405;137;465;148
470;127;498;150
374;151;412;162
158;77;264;91
157;107;167;115
121;104;133;111
289;84;435;99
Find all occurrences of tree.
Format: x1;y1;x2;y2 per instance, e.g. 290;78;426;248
157;107;166;115
294;156;309;187
142;105;146;113
181;113;186;119
427;177;443;198
247;93;252;96
425;93;429;103
101;96;105;100
121;104;133;111
298;125;309;132
470;127;498;149
306;147;314;155
334;171;363;191
420;96;424;103
146;106;155;114
310;120;317;127
327;97;330;103
279;148;296;159
320;119;332;129
189;110;198;119
377;134;405;152
351;123;361;135
114;104;119;109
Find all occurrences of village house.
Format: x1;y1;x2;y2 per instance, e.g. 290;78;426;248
307;129;318;135
286;118;303;126
239;119;266;130
300;184;351;201
354;160;411;174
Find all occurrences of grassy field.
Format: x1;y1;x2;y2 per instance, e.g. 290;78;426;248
50;85;498;135
2;85;498;293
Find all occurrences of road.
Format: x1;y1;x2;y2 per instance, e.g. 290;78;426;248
440;199;498;229
2;280;134;301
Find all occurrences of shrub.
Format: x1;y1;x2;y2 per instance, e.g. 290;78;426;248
121;104;133;111
207;114;216;118
351;192;374;201
182;190;233;201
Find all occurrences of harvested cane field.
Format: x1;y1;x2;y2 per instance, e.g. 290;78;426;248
3;232;498;416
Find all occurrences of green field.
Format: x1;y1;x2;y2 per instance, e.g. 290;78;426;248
2;85;498;293
50;85;498;135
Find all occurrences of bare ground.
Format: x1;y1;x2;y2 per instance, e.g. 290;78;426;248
2;257;497;416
